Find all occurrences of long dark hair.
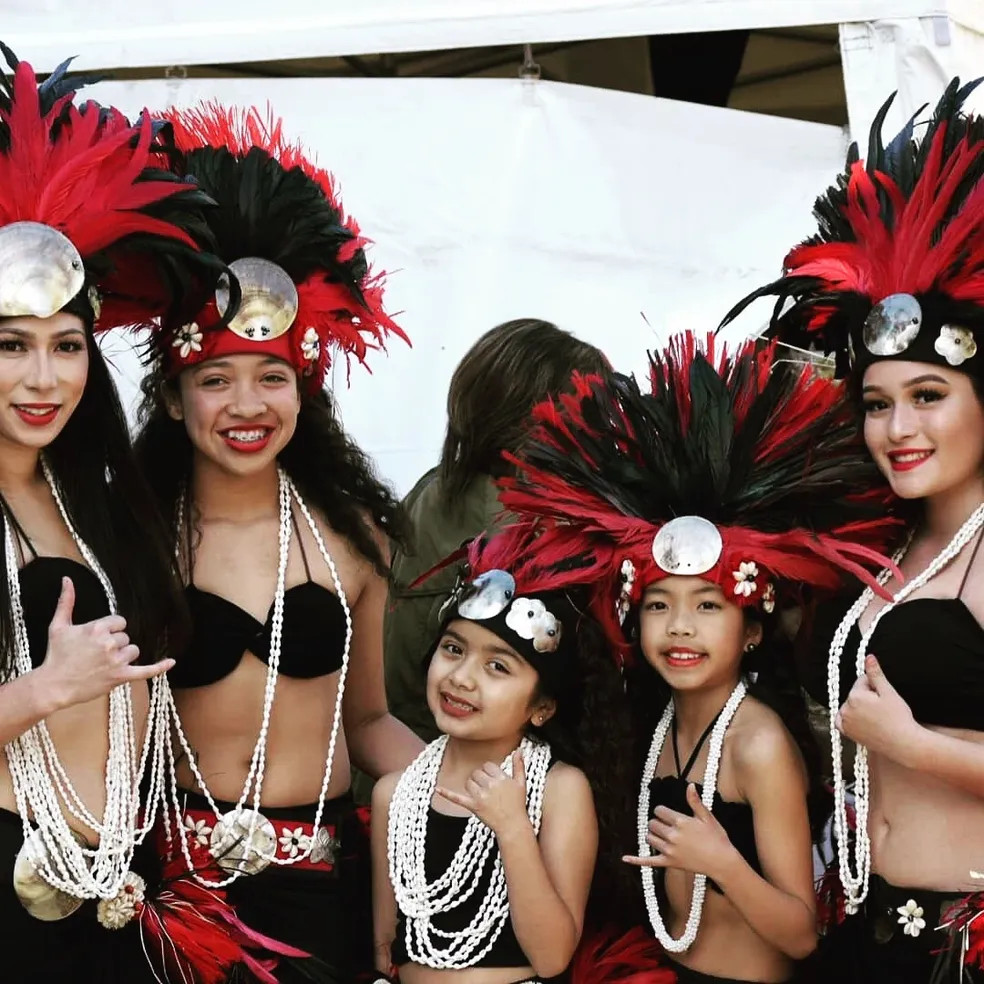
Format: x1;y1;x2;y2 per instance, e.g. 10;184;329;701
133;362;410;575
0;326;187;677
438;320;610;509
531;611;639;926
626;609;830;842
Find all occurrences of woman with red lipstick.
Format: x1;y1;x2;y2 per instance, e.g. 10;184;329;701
133;104;423;982
493;333;900;983
372;525;630;984
0;47;236;981
720;78;984;984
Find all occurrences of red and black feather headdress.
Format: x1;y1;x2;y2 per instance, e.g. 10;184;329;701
497;333;901;647
0;44;225;331
153;103;407;391
720;77;984;380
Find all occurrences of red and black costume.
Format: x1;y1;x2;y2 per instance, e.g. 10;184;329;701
141;102;405;984
720;78;984;984
489;334;900;982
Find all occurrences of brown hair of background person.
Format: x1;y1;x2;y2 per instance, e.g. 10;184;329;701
437;318;612;510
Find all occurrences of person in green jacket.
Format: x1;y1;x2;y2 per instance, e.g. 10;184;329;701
384;319;611;740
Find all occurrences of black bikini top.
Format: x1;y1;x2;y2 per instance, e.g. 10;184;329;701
391;764;558;970
169;510;347;688
806;532;984;732
649;710;761;894
2;504;110;669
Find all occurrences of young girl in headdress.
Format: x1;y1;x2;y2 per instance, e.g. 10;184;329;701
496;334;900;983
372;526;631;984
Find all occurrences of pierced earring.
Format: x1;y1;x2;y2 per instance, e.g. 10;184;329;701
744;642;757;653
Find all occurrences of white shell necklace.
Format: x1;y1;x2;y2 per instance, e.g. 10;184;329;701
388;734;552;968
637;680;748;952
167;465;352;887
828;501;984;912
4;460;169;902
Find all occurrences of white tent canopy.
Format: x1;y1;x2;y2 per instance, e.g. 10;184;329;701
7;0;941;72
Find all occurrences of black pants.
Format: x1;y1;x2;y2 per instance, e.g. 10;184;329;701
0;807;161;984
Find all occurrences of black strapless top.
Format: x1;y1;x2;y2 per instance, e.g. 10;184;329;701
20;558;110;668
391;808;531;969
649;711;761;893
391;760;560;973
807;596;984;731
169;514;347;688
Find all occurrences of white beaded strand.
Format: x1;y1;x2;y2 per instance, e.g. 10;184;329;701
637;681;748;952
388;735;551;969
166;466;353;886
829;502;984;912
3;462;167;900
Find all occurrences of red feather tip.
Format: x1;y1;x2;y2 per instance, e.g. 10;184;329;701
0;59;205;330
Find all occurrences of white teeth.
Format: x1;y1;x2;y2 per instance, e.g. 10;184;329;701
667;652;703;661
444;695;474;711
17;406;54;416
226;429;267;442
894;451;932;462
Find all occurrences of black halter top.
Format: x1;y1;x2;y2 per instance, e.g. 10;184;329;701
649;708;761;893
805;531;984;732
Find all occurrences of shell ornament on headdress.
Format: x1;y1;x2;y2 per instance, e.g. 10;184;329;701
154;103;408;390
496;333;902;648
720;77;984;381
0;44;226;331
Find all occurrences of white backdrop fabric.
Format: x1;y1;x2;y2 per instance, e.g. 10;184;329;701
5;0;941;73
90;76;845;497
840;7;984;143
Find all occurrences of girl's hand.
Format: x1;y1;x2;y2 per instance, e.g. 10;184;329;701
836;655;923;764
373;940;394;976
436;749;530;837
36;577;174;710
622;783;740;882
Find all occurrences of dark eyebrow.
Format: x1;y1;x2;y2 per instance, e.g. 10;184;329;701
863;373;949;394
441;626;523;662
643;583;721;598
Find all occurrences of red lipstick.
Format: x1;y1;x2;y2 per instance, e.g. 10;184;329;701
219;427;274;454
663;647;707;668
439;692;478;718
13;404;59;427
887;448;934;472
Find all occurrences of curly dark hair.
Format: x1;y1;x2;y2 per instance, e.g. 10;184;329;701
133;362;410;575
531;611;640;926
0;327;187;678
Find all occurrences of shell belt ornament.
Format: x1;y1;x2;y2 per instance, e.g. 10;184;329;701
8;461;171;926
637;681;748;952
828;502;984;912
166;466;353;886
387;735;552;969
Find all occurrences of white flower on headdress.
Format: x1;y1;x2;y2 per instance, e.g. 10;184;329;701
300;327;320;364
172;322;203;359
505;598;563;653
733;561;759;598
761;582;776;614
183;815;213;847
934;325;978;367
896;899;926;937
96;871;146;929
278;827;312;858
617;558;636;625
